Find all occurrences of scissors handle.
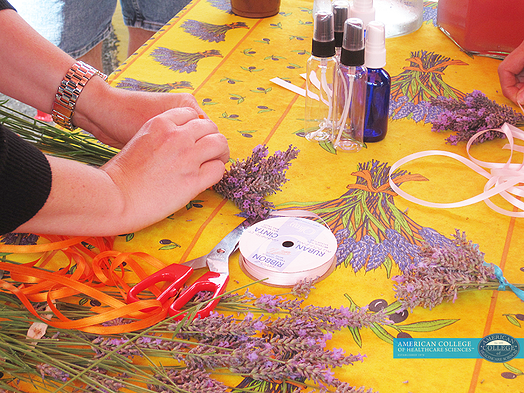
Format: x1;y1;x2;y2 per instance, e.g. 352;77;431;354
127;263;194;311
168;271;229;320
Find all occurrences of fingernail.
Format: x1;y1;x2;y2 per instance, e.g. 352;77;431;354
198;114;205;119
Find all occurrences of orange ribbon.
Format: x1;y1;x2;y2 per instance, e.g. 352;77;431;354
0;236;176;333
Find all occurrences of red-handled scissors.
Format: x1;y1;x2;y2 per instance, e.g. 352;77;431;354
127;223;246;320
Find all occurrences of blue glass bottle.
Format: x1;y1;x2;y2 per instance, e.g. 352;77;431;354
364;21;390;142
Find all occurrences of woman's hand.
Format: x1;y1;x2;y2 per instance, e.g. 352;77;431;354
74;78;208;148
100;107;229;231
17;108;229;236
499;39;524;105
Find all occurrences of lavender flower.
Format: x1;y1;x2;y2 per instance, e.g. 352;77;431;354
36;364;69;382
291;277;317;298
0;232;38;245
429;90;524;145
83;370;129;393
213;144;299;223
148;367;228;393
393;230;498;310
253;295;391;332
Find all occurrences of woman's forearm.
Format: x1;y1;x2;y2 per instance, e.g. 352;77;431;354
0;9;75;113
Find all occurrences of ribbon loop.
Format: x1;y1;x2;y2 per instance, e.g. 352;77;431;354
389;122;524;217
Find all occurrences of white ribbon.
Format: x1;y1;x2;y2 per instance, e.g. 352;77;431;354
388;123;524;217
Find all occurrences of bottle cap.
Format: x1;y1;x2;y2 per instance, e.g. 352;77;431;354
312;11;335;57
340;18;365;66
350;0;375;28
313;0;332;16
365;21;387;68
333;0;349;48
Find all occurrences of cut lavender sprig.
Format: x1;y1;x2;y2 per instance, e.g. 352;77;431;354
429;90;524;145
291;276;317;298
1;287;377;393
213;144;299;223
392;230;523;311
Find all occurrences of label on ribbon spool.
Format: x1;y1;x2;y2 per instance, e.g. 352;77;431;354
238;216;337;287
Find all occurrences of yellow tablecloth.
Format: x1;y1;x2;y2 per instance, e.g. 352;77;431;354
8;1;524;392
105;1;524;392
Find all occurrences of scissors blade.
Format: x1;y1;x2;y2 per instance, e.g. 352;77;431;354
181;254;209;270
180;222;247;271
206;223;246;274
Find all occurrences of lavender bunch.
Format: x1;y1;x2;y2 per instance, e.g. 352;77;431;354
429;90;524;145
0;287;380;393
392;230;520;311
165;291;385;392
213;144;299;223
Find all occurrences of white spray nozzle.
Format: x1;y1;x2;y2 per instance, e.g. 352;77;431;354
350;0;375;28
365;21;387;68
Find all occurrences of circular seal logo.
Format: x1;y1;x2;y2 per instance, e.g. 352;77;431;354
478;333;520;363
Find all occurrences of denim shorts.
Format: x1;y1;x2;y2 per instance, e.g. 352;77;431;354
10;0;189;57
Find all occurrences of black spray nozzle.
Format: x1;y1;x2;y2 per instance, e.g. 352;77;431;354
340;18;365;66
312;11;335;57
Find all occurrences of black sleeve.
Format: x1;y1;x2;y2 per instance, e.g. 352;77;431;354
0;125;52;234
0;0;15;11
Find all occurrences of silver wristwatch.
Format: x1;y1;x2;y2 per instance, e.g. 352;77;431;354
52;61;108;130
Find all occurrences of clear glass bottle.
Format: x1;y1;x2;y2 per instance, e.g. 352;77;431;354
331;18;367;152
304;10;337;142
364;21;390;142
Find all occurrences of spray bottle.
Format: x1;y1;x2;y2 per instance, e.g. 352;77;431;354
333;0;350;59
331;18;367;152
304;8;337;142
364;21;390;142
350;0;375;30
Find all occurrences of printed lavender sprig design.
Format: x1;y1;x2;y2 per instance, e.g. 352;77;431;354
392;230;523;311
213;144;300;223
0;286;380;393
429;90;524;145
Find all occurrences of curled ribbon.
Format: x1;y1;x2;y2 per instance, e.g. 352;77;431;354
0;236;173;333
388;122;524;217
484;262;524;301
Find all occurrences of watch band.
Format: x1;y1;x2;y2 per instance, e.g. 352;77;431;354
52;61;108;130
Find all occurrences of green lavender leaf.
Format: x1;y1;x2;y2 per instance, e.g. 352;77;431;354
503;362;524;375
394;319;459;332
370;322;395;345
504;314;522;328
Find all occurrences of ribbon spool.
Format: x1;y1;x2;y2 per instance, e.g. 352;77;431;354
238;216;338;287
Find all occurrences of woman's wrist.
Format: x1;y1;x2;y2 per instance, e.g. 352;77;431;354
73;82;157;148
52;61;108;130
